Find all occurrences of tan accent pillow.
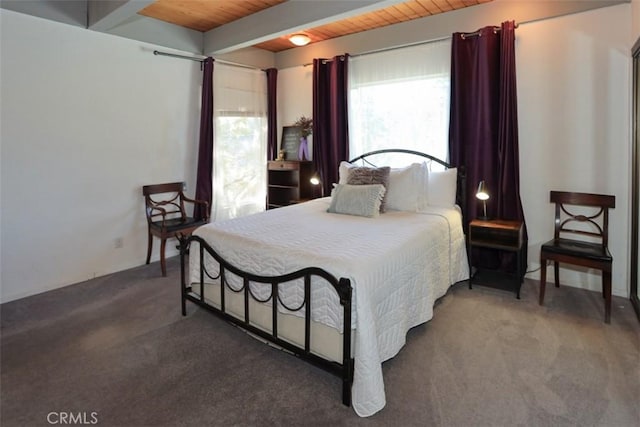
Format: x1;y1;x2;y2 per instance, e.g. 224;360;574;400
346;166;391;212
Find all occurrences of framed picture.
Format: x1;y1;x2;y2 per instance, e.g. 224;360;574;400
280;126;303;160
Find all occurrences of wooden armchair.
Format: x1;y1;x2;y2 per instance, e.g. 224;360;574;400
539;191;615;323
142;182;209;276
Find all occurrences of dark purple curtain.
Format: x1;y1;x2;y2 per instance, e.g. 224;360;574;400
265;68;278;161
312;55;350;196
194;57;214;221
449;21;526;271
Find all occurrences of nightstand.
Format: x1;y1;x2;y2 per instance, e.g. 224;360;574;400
468;219;526;298
267;161;314;209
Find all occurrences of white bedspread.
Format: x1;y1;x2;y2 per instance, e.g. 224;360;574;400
189;198;469;417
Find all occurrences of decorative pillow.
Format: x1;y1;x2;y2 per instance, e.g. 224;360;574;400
346;166;391;212
385;163;424;211
327;184;386;218
338;161;354;184
428;168;457;207
417;162;430;211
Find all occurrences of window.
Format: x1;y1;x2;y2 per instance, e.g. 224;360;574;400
348;39;451;166
212;64;267;221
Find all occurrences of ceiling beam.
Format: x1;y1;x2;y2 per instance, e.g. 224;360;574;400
0;0;87;27
87;0;155;32
203;0;408;55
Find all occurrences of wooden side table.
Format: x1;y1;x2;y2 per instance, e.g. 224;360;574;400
468;219;526;299
267;161;314;209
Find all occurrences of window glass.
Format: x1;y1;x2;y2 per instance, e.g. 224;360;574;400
348;39;451;167
212;64;267;221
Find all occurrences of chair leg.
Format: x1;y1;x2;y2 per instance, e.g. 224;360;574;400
553;261;560;287
160;238;167;277
603;270;612;324
146;232;153;265
539;255;547;305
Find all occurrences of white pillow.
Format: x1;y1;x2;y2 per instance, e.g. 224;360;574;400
385;163;423;211
428;168;457;207
338;161;354;184
417;162;430;211
327;184;386;218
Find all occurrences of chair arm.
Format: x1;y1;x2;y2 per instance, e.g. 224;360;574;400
146;206;168;227
182;195;207;206
182;196;210;221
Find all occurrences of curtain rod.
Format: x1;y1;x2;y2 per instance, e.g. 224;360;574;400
301;35;450;67
301;21;519;67
156;20;519;69
459;23;519;39
153;50;263;71
153;50;205;62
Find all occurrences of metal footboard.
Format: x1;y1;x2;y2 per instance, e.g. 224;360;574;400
179;234;354;406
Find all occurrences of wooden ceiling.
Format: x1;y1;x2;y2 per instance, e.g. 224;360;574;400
139;0;492;52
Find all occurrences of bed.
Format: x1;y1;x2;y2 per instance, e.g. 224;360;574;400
180;150;469;417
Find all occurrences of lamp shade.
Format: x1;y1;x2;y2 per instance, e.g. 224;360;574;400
310;173;324;198
476;180;489;200
289;34;311;46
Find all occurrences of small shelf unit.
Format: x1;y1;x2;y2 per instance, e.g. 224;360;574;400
267;160;314;209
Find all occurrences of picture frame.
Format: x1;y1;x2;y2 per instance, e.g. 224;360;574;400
280;126;303;161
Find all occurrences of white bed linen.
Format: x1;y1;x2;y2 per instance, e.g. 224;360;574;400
189;198;469;417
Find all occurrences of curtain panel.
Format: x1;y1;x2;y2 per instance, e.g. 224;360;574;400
194;57;214;221
449;20;526;271
312;55;350;196
266;68;278;162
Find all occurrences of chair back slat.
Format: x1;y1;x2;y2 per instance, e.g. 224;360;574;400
550;191;615;208
550;191;614;248
143;182;188;223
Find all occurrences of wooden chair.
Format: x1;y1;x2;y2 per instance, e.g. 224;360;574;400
143;182;209;276
539;191;615;323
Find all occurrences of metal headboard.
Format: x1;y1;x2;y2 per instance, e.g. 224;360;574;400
347;148;467;226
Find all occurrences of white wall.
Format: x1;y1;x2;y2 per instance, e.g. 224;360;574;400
517;5;630;297
634;0;640;38
277;66;313;156
276;4;633;297
0;10;201;302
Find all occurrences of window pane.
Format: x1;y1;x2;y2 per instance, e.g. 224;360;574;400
214;116;266;220
349;39;451;167
212;64;267;222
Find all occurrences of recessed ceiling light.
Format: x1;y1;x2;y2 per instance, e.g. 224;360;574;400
289;34;311;46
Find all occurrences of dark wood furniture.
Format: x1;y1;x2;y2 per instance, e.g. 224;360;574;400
267;160;314;209
538;191;615;323
468;219;526;298
142;182;208;276
182;149;465;408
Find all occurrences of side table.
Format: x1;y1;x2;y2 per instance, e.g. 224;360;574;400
468;219;526;299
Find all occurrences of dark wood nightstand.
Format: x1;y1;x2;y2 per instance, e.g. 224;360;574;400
468;219;526;299
267;161;314;209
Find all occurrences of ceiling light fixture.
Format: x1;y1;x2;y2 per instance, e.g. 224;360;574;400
289;34;311;46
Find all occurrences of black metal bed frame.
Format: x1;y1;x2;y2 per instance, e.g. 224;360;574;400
180;235;355;405
179;149;465;408
349;149;467;223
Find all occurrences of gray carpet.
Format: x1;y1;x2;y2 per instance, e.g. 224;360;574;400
1;257;638;427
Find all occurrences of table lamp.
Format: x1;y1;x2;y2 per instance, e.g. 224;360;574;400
476;180;489;220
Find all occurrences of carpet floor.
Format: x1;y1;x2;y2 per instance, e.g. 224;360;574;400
1;257;638;427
